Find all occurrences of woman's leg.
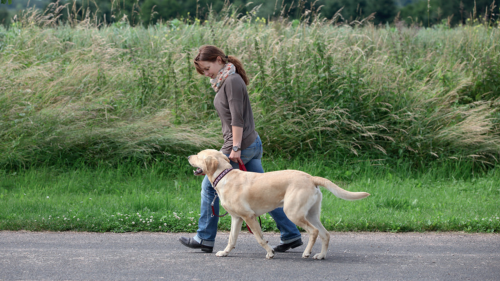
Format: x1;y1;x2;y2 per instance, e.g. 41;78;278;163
193;175;219;247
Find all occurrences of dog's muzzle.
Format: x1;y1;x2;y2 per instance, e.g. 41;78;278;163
194;168;204;176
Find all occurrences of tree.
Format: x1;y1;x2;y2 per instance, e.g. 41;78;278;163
399;0;498;26
0;0;12;4
141;0;181;24
318;0;397;24
0;7;9;25
367;0;398;24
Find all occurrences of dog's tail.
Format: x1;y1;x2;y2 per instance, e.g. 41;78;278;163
312;177;370;201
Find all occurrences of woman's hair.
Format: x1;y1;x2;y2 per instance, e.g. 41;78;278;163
194;45;249;85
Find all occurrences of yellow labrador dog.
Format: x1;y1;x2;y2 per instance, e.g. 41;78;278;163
188;149;370;260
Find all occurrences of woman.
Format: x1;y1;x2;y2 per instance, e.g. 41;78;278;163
179;45;303;253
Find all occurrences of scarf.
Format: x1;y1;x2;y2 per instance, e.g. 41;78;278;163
210;63;236;93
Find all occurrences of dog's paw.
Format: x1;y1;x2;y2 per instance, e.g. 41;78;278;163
302;252;310;259
313;253;326;260
216;251;228;257
266;252;275;259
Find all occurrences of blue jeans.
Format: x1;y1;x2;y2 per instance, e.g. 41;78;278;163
193;135;301;247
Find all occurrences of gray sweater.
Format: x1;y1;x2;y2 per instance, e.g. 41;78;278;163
213;74;258;155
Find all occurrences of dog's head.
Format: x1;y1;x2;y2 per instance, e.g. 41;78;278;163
188;149;231;178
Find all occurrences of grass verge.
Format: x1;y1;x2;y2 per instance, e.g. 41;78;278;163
1;157;499;233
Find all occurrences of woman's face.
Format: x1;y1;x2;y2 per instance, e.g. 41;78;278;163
197;57;225;79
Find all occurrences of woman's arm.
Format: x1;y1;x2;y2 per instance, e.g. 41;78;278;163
229;126;243;165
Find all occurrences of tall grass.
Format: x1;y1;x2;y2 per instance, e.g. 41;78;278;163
0;4;499;169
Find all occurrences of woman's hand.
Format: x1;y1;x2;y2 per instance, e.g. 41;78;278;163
229;150;243;165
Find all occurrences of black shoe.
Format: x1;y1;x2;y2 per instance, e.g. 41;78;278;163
179;237;213;253
273;239;303;252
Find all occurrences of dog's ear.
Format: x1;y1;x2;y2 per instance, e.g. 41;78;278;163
205;156;219;175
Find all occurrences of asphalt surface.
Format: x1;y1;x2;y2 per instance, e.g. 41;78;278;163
0;231;499;280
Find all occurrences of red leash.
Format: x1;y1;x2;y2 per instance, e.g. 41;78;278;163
238;162;247;171
211;162;261;234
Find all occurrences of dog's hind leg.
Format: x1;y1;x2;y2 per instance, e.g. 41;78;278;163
306;193;330;260
284;189;320;259
216;216;243;257
293;217;318;259
243;215;275;259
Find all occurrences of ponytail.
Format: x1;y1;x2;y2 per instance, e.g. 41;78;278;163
194;45;249;85
227;55;249;85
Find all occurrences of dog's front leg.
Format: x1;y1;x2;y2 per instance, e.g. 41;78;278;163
244;216;275;259
216;215;243;257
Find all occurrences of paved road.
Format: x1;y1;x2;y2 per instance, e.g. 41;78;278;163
0;231;499;280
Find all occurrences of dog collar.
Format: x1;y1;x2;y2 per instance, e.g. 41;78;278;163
213;168;233;188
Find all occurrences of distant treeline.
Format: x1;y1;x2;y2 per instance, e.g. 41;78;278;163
0;0;498;26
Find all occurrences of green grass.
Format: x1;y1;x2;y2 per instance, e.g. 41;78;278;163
1;157;499;233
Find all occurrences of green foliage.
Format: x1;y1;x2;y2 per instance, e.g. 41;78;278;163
4;1;498;28
319;0;398;24
366;0;398;24
1;0;399;26
0;7;9;25
141;0;182;25
400;0;499;26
